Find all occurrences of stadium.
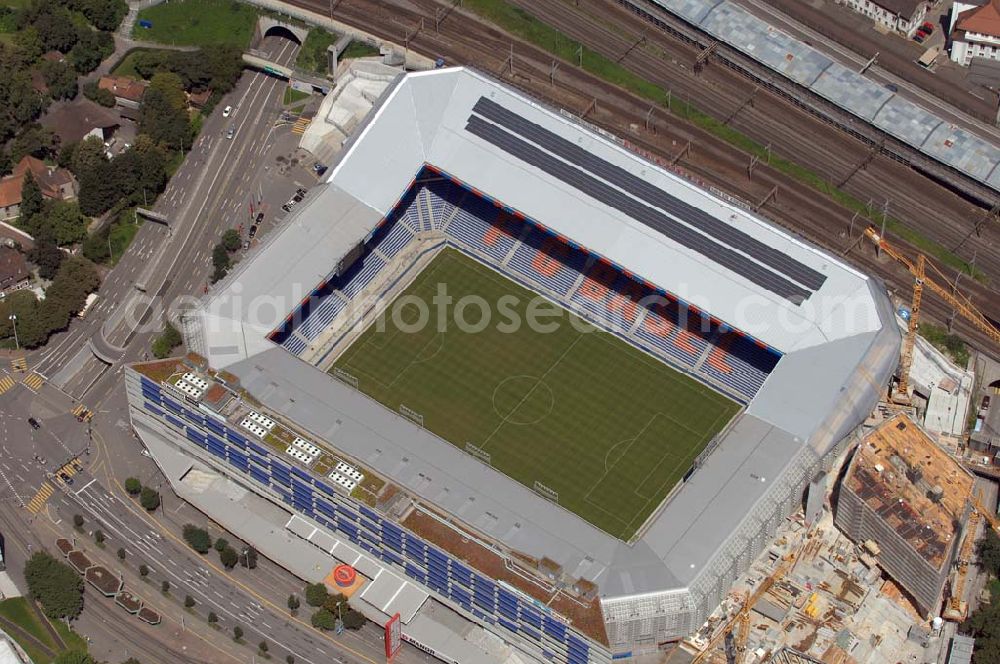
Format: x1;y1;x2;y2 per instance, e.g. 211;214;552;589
130;68;900;662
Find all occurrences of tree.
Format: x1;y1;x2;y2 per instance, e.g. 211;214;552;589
23;551;84;619
117;547;126;560
11;125;58;163
161;580;170;593
213;538;228;553
182;524;211;554
33;7;79;53
94;529;104;545
40;59;78;100
0;290;40;344
151;321;182;359
242;546;257;570
322;592;347;615
305;582;328;607
232;625;243;641
72;514;84;528
28;241;63;280
82;80;115;107
20;172;43;221
287;656;295;664
122;658;142;664
310;608;336;631
287;594;300;613
124;477;141;495
207;611;218;624
69;29;113;74
139;564;149;577
24;201;89;247
139;73;192;151
221;228;241;252
976;529;1000;576
52;651;94;664
258;641;268;655
184;594;196;608
219;546;238;569
341;607;366;630
139;486;160;511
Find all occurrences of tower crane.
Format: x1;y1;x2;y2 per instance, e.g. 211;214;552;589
863;227;1000;403
945;489;1000;621
691;551;798;664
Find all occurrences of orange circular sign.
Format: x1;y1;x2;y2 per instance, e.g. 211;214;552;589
333;564;357;587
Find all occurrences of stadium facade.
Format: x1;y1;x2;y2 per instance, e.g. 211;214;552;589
129;68;900;661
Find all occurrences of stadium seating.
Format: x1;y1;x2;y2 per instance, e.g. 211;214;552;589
507;228;588;296
445;197;523;263
272;174;782;400
698;332;780;397
571;263;648;333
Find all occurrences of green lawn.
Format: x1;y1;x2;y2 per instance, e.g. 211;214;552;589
283;86;310;106
296;27;336;74
340;41;380;60
0;597;87;664
112;47;178;78
333;249;738;539
133;0;259;48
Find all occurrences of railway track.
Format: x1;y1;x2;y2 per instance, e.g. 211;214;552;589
285;0;1000;357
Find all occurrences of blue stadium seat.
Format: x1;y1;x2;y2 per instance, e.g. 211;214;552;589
698;332;779;400
281;334;308;355
445;196;523;263
341;254;386;299
634;300;711;368
507;228;587;296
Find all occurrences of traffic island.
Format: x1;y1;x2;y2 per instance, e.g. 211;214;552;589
85;566;123;597
115;590;142;614
67;551;92;574
137;607;160;625
55;539;73;557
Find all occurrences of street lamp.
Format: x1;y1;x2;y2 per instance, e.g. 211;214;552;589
9;314;18;351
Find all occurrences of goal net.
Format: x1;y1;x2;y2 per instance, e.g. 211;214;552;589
533;481;559;504
332;368;359;389
465;443;491;466
399;404;424;427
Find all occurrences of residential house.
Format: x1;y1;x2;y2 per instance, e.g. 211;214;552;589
0;156;78;221
41;98;121;146
0;246;30;293
838;0;931;36
98;75;148;110
950;0;1000;65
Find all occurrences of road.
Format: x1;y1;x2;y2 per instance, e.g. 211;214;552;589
0;368;437;664
34;34;301;400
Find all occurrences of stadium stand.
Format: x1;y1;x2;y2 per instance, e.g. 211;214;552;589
272;170;783;401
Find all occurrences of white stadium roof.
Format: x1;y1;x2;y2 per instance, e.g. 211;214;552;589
185;68;899;632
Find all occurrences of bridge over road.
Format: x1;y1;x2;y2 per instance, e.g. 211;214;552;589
242;50;332;93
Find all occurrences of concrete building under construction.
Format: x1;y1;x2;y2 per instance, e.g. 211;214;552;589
834;415;974;617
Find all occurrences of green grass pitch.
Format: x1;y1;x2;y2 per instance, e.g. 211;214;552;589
332;249;739;540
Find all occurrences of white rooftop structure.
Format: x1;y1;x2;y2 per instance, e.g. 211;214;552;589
181;68;900;653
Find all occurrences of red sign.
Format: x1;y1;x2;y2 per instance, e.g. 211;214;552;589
384;612;402;659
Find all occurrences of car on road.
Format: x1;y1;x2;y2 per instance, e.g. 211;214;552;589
59;472;73;485
921;21;935;35
226;127;235;140
884;83;898;93
913;31;925;43
28;417;40;430
223;105;233;118
281;203;291;212
140;449;151;458
296;188;307;197
248;224;258;239
255;212;264;225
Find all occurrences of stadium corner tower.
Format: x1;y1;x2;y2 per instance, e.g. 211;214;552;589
132;69;900;661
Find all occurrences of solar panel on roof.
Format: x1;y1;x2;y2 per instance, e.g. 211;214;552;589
465;115;811;303
472;97;827;291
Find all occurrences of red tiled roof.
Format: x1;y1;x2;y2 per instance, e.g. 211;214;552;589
0;157;76;208
0;247;29;286
957;0;1000;36
98;76;147;103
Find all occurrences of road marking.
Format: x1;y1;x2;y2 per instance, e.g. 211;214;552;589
75;478;97;494
26;482;54;514
0;374;16;395
22;372;44;392
10;357;27;373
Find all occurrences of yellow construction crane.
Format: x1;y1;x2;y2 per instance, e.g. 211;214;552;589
692;552;798;664
945;490;1000;621
863;227;1000;402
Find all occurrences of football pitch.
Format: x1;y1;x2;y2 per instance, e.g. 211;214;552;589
332;249;739;540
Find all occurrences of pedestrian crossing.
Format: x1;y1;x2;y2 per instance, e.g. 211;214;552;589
0;374;15;395
26;482;54;514
22;372;44;392
55;458;81;483
72;404;93;422
10;357;27;373
292;117;311;135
